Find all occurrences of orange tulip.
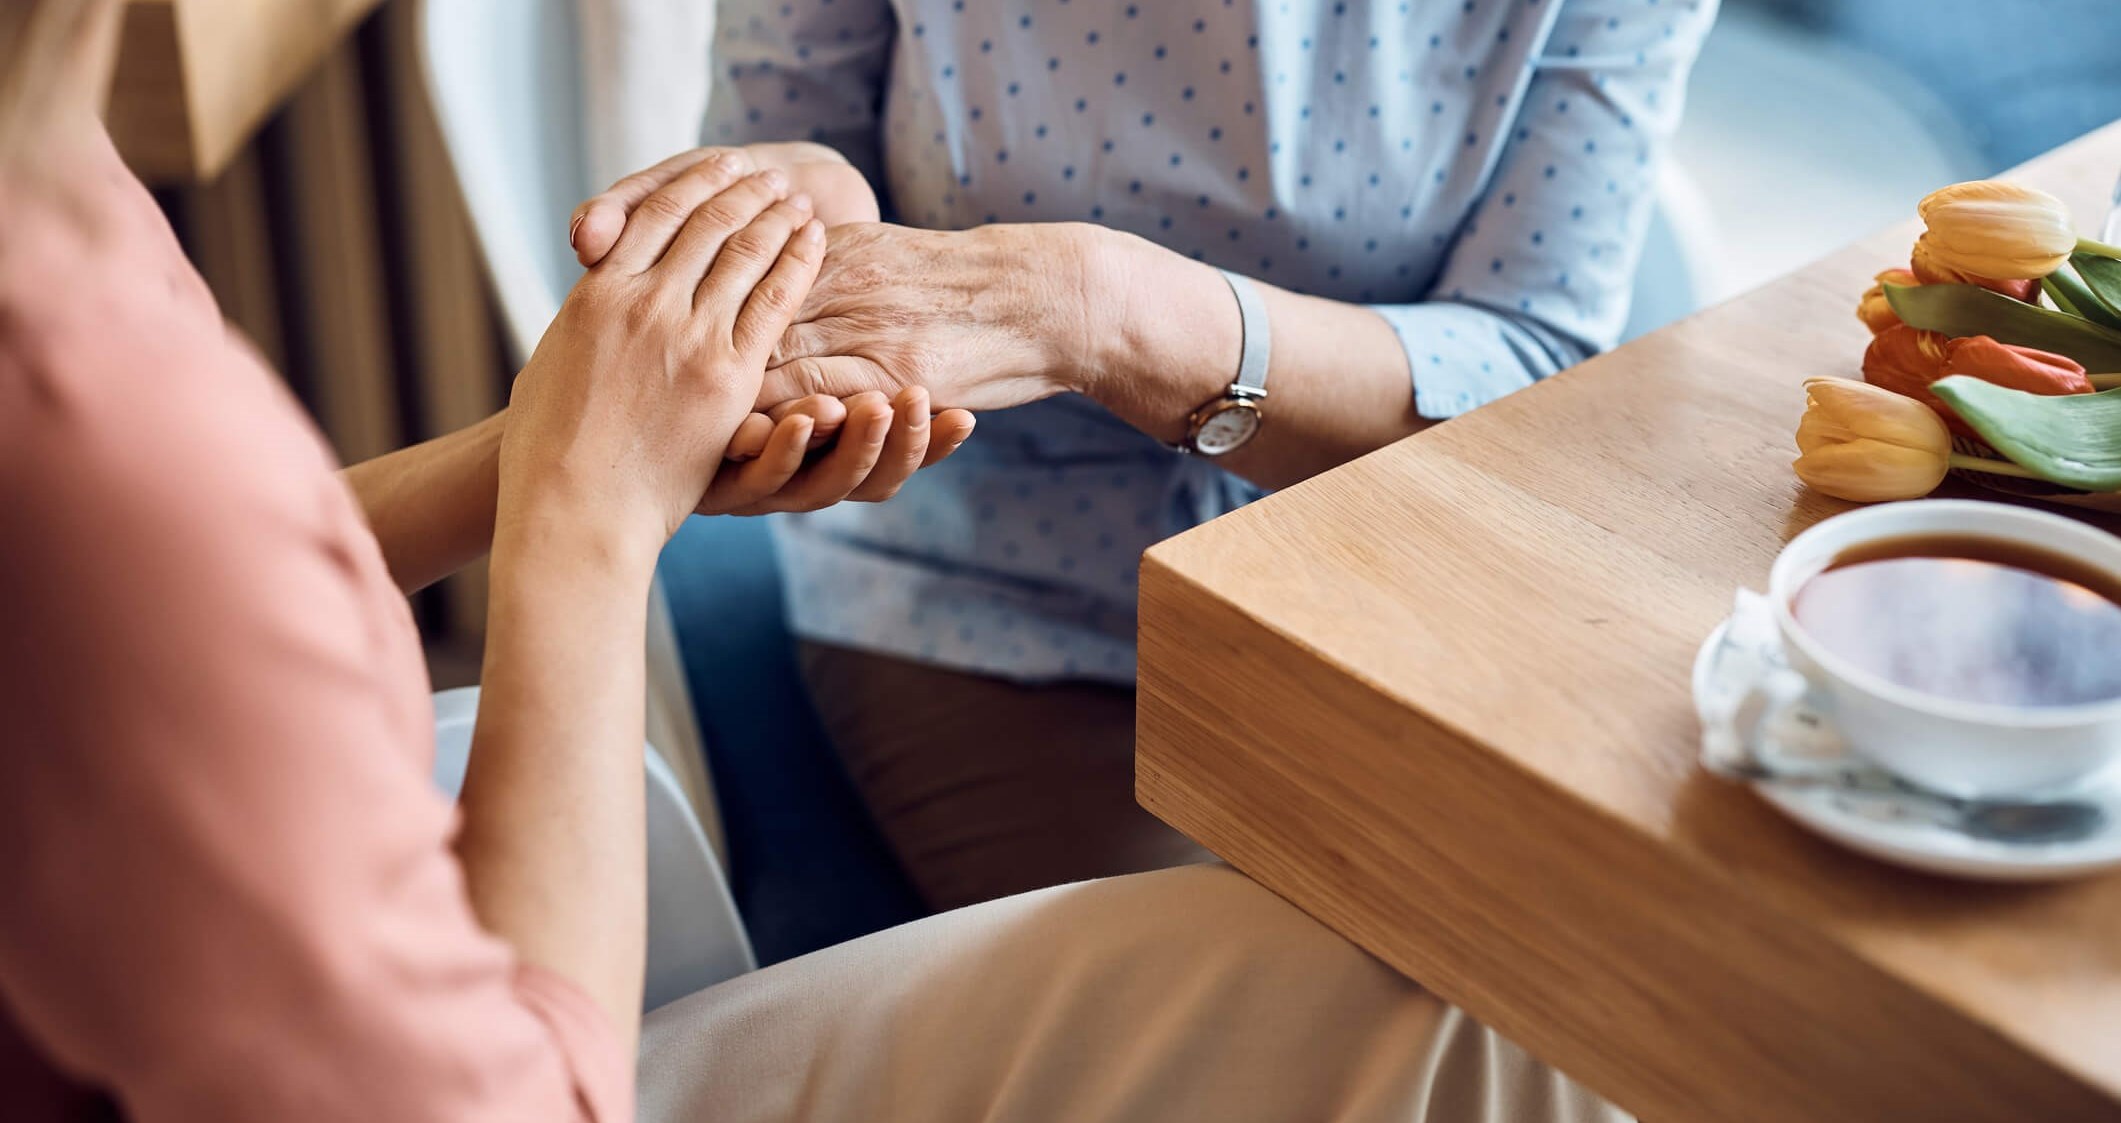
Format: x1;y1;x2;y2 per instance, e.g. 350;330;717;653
1861;323;1948;402
1793;378;1952;502
1913;180;2075;285
1941;335;2092;396
1856;267;1918;333
1862;327;2089;438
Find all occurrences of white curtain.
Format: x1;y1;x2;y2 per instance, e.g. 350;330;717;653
574;0;714;190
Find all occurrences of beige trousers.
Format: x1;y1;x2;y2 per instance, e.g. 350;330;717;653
638;864;1625;1123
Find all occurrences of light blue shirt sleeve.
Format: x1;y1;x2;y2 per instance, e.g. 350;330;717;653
695;0;1721;684
1377;0;1716;419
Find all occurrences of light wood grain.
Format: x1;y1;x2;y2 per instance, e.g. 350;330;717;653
109;0;385;183
1138;120;2121;1123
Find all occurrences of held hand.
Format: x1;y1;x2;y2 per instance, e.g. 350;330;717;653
564;144;979;504
760;222;1099;413
570;143;880;269
700;386;976;515
502;153;823;548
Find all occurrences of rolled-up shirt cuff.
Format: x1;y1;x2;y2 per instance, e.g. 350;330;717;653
1371;301;1568;421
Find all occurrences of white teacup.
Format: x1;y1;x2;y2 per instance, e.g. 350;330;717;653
1766;499;2121;797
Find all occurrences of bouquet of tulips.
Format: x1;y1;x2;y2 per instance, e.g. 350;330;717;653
1794;180;2121;511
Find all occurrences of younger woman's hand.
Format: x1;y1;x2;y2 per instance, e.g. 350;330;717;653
500;152;823;551
700;386;976;515
571;142;879;269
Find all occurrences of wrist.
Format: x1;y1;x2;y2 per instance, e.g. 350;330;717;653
1050;222;1131;398
491;457;666;585
491;495;664;590
1072;226;1239;442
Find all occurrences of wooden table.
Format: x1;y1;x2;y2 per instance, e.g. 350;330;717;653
1137;121;2121;1123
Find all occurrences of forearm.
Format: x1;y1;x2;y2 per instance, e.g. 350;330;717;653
455;501;657;1058
338;411;504;593
1074;227;1425;490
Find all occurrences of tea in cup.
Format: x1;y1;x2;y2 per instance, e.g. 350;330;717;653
1765;500;2121;797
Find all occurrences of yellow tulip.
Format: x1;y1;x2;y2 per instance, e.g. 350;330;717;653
1913;180;2076;281
1792;377;1952;502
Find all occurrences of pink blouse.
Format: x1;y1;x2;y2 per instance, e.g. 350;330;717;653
0;131;630;1122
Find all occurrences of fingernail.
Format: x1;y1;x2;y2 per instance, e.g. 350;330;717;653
568;212;585;245
790;192;814;213
762;167;789;190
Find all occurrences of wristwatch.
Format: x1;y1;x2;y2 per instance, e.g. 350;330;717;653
1176;270;1271;457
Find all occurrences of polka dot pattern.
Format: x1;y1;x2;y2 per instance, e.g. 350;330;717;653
705;0;1715;684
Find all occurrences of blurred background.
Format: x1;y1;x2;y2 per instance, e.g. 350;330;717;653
129;0;2121;674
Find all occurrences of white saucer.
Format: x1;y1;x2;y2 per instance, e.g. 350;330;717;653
1692;615;2121;882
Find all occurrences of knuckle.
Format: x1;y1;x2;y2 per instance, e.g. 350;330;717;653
607;171;654;199
636;190;693;225
786;228;826;268
723;226;778;266
712;147;756;177
692;195;754;237
750;276;798;317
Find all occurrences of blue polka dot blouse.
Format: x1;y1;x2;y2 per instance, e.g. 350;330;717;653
707;0;1716;685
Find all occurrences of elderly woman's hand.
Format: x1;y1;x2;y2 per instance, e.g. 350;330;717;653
759;222;1103;413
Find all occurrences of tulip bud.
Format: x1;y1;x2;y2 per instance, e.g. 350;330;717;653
1861;323;1948;404
1861;327;2090;439
1793;377;1953;502
1857;267;1918;333
1941;335;2092;395
1914;180;2076;282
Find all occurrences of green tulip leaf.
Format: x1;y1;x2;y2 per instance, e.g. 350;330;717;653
2070;252;2121;329
1886;282;2121;371
1929;377;2121;492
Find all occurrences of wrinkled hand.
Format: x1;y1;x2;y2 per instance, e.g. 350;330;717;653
761;222;1094;413
569;146;973;510
504;154;821;545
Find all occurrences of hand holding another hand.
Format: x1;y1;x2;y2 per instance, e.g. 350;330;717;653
568;145;975;516
502;151;823;550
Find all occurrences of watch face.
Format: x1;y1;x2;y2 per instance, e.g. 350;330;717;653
1193;402;1261;456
